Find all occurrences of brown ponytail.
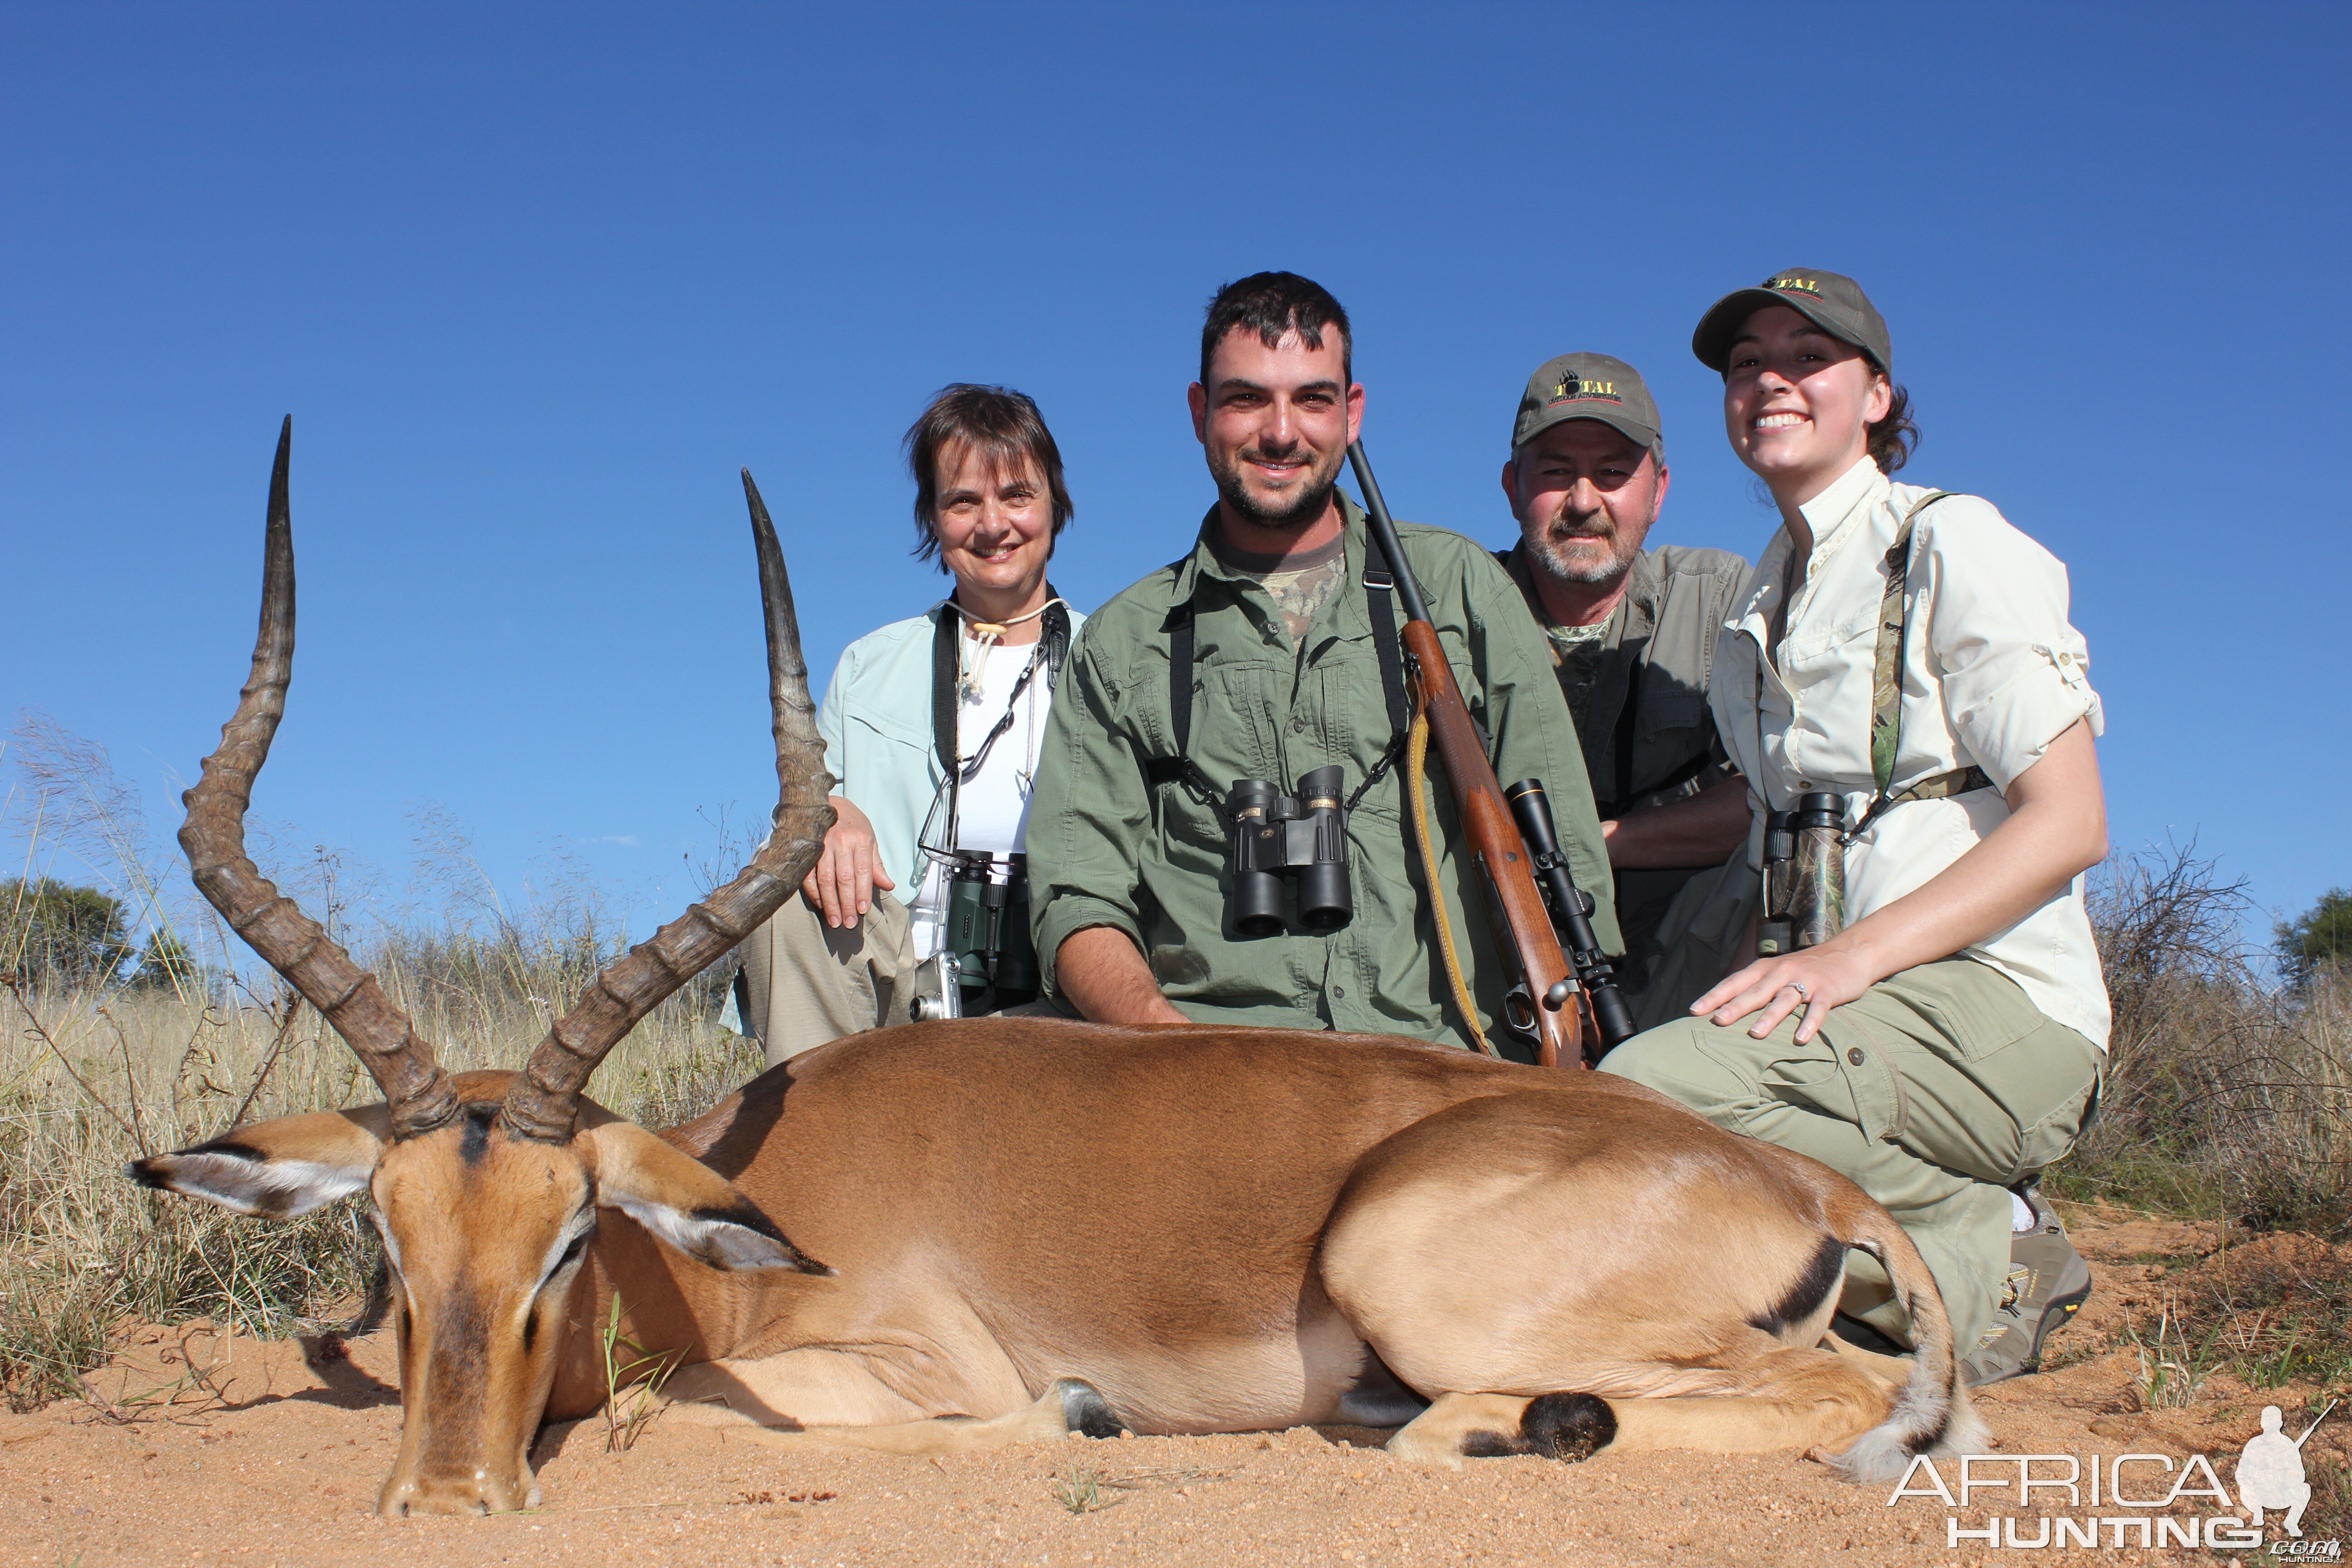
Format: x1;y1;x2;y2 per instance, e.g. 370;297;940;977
1867;379;1919;474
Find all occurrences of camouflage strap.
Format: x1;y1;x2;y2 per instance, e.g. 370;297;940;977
1850;491;1991;843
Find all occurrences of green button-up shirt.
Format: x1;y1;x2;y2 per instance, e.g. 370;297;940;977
1027;496;1617;1054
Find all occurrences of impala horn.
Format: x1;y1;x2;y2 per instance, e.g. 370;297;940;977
181;418;461;1139
501;470;835;1142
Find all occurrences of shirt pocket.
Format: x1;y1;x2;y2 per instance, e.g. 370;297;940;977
841;706;932;791
848;705;929;749
1147;662;1274;866
1636;691;1708;743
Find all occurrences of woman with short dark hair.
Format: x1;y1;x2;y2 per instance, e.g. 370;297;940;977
737;384;1085;1057
1602;271;2110;1387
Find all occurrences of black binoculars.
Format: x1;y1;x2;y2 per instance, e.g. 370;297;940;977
1227;765;1351;936
943;852;1038;1002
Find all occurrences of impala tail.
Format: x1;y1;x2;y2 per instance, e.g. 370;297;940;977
1822;1196;1989;1481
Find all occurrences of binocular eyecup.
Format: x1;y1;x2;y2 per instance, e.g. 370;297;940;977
1228;765;1351;936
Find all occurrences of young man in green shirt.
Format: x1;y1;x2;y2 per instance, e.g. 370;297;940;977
1024;273;1614;1056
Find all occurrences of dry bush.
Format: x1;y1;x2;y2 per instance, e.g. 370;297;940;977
2053;843;2352;1234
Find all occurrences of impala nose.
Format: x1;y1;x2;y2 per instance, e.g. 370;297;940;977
377;1462;538;1517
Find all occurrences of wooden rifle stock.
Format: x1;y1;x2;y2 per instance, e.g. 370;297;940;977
1347;442;1586;1069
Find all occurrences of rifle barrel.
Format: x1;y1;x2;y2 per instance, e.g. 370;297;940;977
1346;443;1433;624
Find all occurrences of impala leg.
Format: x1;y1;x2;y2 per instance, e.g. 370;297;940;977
1822;1329;1917;1387
738;1379;1123;1456
1387;1392;1616;1469
1385;1348;1898;1468
654;1348;1122;1455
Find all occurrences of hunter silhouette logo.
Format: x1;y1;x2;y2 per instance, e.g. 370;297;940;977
1549;375;1622;405
2239;1401;2332;1539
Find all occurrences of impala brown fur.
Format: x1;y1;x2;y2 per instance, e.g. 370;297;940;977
131;424;1985;1517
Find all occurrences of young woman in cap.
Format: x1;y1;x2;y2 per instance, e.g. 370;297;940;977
1600;270;2110;1387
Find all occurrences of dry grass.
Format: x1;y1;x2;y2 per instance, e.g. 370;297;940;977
0;712;759;1412
0;960;755;1413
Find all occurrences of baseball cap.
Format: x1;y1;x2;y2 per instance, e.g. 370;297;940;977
1511;352;1660;454
1691;269;1892;376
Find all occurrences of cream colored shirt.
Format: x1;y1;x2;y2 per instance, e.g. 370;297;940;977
1710;456;2111;1049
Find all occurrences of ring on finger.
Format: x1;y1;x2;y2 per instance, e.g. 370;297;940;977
1780;980;1809;1000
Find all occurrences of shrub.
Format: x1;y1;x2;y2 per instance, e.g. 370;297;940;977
2054;844;2352;1233
2278;887;2352;991
1;878;132;989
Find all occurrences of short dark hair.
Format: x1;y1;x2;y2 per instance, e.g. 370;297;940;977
1199;272;1352;388
903;384;1074;568
1867;378;1920;475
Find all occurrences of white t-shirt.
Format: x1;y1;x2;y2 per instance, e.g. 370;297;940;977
909;638;1053;960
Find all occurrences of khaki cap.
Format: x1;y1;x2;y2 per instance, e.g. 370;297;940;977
1691;269;1892;376
1511;352;1660;454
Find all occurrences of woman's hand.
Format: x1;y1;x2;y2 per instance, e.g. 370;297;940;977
1688;718;2108;1046
1690;946;1879;1045
801;795;895;929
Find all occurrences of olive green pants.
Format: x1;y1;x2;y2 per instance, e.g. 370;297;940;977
1601;957;2101;1355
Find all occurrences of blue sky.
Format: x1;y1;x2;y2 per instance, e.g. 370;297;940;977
4;3;2345;954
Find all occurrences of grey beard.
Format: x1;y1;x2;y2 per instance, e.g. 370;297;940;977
1530;530;1639;586
1210;451;1340;532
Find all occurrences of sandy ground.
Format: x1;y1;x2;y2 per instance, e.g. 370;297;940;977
6;1205;2341;1568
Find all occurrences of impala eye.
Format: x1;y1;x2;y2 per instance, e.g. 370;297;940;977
539;1223;593;1293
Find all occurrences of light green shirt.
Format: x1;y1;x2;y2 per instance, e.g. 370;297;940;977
1026;498;1617;1057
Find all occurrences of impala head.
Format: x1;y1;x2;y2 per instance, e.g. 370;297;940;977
130;421;836;1516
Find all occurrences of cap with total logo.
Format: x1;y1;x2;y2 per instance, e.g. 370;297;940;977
1511;352;1661;454
1690;269;1892;376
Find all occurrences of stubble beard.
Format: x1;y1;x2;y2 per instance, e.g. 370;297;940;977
1209;443;1342;534
1528;506;1646;587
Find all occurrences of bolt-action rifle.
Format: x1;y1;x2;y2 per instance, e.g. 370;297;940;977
1346;440;1599;1068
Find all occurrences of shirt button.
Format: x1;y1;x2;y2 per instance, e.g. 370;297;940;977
1847;1047;1866;1065
1331;985;1346;1000
1292;717;1308;733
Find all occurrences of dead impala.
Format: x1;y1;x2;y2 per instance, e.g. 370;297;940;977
132;422;1984;1517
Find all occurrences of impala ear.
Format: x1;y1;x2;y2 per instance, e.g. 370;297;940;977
129;1107;392;1219
575;1119;831;1276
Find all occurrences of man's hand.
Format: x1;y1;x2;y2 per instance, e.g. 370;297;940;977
802;794;895;929
1602;774;1752;869
1053;926;1190;1025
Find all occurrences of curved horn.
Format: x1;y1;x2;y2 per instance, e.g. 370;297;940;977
180;418;460;1139
501;469;835;1142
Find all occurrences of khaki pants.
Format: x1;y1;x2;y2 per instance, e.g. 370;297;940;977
738;891;919;1067
1601;956;2101;1354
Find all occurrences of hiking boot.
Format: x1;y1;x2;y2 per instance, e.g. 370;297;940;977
1960;1183;2092;1386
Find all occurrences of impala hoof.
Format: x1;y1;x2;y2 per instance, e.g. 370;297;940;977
1460;1392;1617;1462
1520;1392;1617;1461
1053;1377;1125;1440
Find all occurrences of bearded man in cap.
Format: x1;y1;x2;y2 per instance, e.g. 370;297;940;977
1497;353;1755;1026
